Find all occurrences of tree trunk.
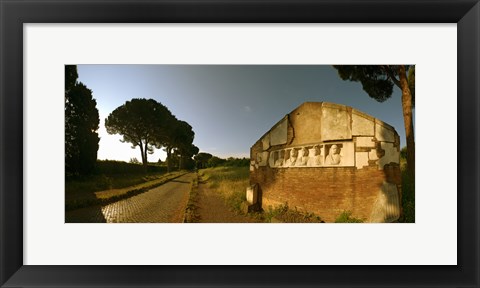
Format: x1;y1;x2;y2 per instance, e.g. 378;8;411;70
398;66;415;181
139;142;146;165
166;147;172;173
143;142;148;171
178;155;183;170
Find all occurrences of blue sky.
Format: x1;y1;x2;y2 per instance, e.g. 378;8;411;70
76;65;413;162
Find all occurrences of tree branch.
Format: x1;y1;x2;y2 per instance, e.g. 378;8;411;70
382;65;402;88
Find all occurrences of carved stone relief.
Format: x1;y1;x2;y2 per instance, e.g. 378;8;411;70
269;142;354;168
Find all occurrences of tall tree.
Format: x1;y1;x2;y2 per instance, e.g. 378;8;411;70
65;65;100;175
105;98;174;168
159;119;197;172
172;121;196;170
332;65;415;180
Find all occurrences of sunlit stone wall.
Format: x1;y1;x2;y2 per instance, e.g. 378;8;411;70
249;102;402;223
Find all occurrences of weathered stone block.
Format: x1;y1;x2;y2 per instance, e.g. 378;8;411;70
355;152;369;169
375;119;395;142
256;151;269;167
369;181;400;222
270;116;288;145
321;104;352;141
378;142;400;169
368;149;379;161
355;136;375;148
246;185;258;204
352;111;374;136
262;134;270;150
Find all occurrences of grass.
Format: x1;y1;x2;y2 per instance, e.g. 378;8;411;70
199;166;250;213
65;171;187;211
184;173;200;223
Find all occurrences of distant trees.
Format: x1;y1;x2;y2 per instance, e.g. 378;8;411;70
105;98;198;171
332;65;415;180
194;153;249;169
65;65;100;175
194;152;213;169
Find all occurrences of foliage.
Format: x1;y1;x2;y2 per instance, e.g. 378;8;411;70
408;66;415;107
94;160;166;175
264;203;324;223
224;157;250;167
198;155;249;168
65;65;100;175
400;146;408;160
162;120;198;171
332;65;415;180
184;175;200;223
400;164;415;223
105;98;174;167
194;152;213;168
334;211;364;223
207;156;226;167
129;157;141;164
334;65;395;102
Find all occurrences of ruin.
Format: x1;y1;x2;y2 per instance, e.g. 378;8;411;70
248;102;402;223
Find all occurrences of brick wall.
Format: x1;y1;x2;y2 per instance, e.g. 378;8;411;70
251;164;394;222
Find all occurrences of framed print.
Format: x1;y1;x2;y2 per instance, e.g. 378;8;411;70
1;0;479;287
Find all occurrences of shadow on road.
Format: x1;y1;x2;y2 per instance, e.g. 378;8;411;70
65;205;107;223
170;180;191;184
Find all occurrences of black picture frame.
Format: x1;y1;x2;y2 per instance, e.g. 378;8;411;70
1;0;478;287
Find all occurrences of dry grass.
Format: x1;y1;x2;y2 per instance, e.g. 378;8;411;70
200;166;250;212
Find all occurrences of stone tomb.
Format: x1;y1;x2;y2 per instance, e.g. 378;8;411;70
248;102;402;223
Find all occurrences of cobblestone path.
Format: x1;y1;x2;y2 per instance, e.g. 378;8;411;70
66;173;195;223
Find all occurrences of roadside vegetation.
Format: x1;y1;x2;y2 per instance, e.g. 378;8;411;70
199;166;250;213
400;146;415;223
65;160;187;211
184;174;200;223
334;211;364;223
263;203;324;223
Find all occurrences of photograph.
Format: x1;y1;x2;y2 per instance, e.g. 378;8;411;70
65;65;415;224
2;0;478;286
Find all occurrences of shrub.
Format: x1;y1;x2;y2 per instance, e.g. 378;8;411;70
264;203;324;223
401;166;415;223
335;211;364;223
